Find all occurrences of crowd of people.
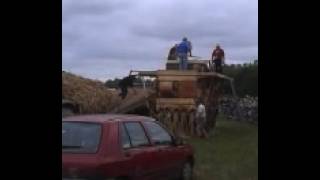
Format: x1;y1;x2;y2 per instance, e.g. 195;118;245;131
219;95;258;123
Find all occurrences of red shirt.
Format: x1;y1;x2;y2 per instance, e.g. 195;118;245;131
212;48;225;60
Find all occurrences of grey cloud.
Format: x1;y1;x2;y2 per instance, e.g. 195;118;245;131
63;0;134;22
63;0;257;80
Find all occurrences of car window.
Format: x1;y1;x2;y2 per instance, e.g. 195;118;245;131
143;121;173;145
120;123;131;149
124;122;150;148
62;122;101;153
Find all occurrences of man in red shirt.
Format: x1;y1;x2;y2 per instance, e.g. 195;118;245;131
211;44;225;73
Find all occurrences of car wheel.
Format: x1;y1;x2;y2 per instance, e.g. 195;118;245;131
181;162;193;180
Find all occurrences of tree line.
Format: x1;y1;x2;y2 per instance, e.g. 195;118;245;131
222;60;258;97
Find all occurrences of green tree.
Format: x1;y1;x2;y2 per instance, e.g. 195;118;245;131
222;60;258;97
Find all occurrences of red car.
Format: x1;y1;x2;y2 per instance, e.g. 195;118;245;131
62;114;195;180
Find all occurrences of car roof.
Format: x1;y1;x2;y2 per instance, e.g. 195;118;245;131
62;114;155;123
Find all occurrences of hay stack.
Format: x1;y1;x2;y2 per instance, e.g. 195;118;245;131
62;71;119;114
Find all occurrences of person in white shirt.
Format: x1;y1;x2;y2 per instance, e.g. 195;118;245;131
195;99;208;138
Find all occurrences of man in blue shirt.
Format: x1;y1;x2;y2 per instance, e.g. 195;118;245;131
176;37;191;70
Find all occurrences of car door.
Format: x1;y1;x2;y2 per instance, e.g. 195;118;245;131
120;121;160;180
142;121;184;179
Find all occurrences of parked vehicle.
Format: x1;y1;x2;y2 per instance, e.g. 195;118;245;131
62;99;79;117
62;114;195;180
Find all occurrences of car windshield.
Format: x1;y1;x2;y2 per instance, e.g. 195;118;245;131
62;122;102;153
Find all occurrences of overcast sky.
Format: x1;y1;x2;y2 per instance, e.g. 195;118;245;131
62;0;257;81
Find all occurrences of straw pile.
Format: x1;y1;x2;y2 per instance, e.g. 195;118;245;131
62;71;118;114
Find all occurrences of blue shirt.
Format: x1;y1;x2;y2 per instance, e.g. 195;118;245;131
176;41;190;54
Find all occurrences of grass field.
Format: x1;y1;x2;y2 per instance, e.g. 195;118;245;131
187;117;258;180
